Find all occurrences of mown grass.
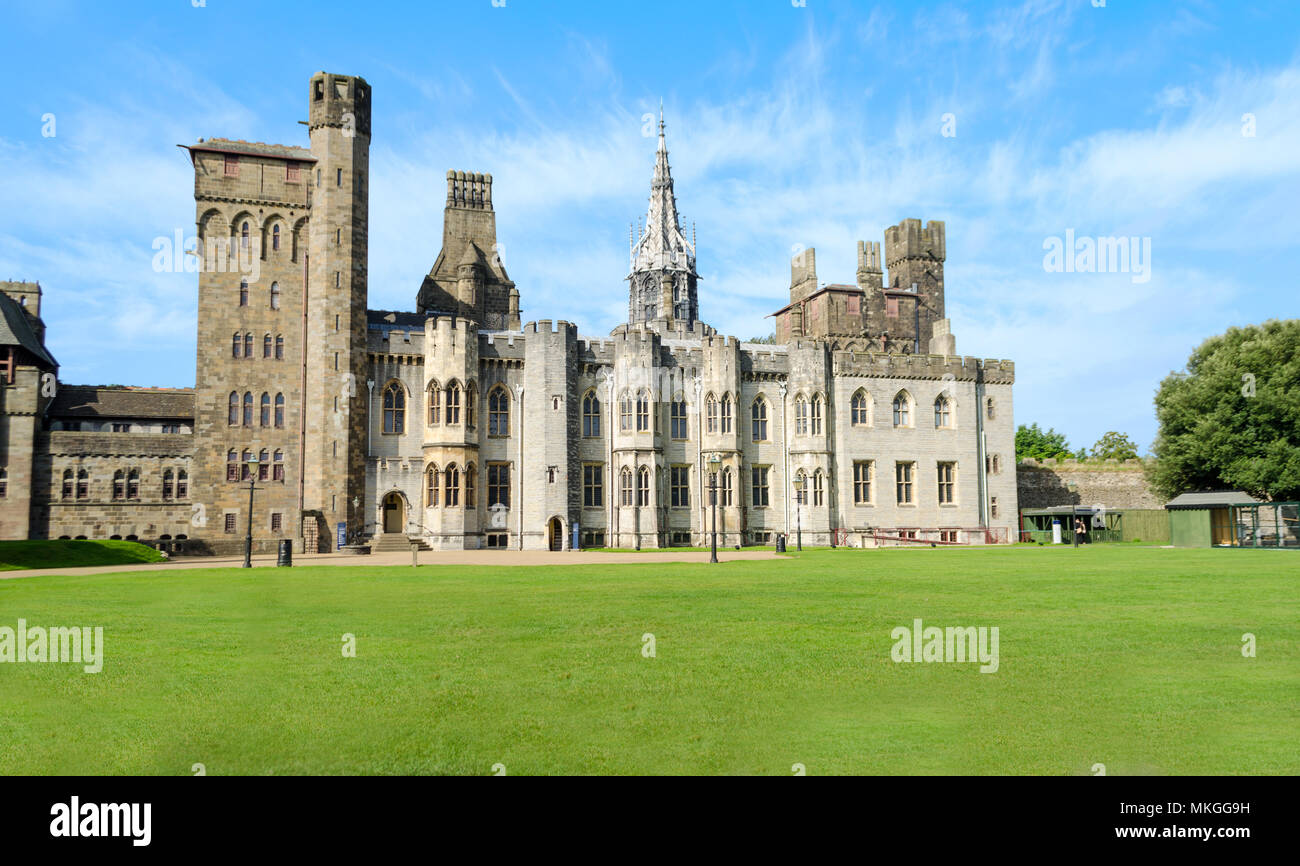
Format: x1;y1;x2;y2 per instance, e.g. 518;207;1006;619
0;539;165;571
0;545;1295;775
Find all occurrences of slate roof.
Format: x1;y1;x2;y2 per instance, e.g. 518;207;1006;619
185;138;314;162
0;291;57;368
367;310;430;328
49;385;195;420
1165;491;1262;510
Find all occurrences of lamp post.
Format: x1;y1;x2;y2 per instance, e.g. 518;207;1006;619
242;455;260;568
708;453;721;564
794;475;805;552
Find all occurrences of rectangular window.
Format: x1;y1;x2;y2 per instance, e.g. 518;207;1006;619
487;463;510;508
224;513;237;534
896;462;915;505
937;462;956;505
990;496;999;518
847;295;860;316
337;168;343;187
271;512;283;533
670;466;690;508
285;162;300;183
886;296;899;317
223;154;239;177
853;461;873;505
486;533;508;549
583;464;603;509
940;530;958;544
751;466;770;508
670;401;687;440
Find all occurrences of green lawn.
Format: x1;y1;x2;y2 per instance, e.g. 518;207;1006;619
0;546;1295;775
0;539;166;571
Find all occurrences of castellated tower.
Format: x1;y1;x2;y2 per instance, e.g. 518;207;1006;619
521;320;579;549
882;218;946;351
416;171;520;330
297;72;373;549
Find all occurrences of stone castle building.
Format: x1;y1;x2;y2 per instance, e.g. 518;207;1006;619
0;72;1018;553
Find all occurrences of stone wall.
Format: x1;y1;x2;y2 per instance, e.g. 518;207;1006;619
1015;458;1161;510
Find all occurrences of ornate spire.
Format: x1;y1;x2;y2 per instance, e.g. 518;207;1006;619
627;111;699;328
631;111;695;276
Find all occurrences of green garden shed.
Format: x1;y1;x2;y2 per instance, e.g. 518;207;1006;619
1164;491;1262;548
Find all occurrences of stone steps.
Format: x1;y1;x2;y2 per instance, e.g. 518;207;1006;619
370;535;432;552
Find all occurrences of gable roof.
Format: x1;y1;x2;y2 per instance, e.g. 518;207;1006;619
182;138;315;163
0;292;57;369
1165;490;1262;510
49;386;194;421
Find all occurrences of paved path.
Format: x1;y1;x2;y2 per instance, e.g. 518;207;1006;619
0;548;784;580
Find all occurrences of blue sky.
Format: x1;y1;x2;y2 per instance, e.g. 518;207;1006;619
1;0;1297;453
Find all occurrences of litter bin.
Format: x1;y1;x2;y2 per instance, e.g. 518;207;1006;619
277;538;293;567
775;534;787;553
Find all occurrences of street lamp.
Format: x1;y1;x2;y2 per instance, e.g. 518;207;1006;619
242;455;260;568
794;475;805;552
708;453;721;564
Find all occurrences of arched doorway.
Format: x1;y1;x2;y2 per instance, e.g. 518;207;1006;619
383;492;405;534
547;517;564;551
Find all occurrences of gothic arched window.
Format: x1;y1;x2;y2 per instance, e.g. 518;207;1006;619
583;390;601;437
619;467;633;506
851;390;869;426
934;396;951;429
636;466;651;507
445;381;461;426
383;382;405;434
445;463;460;507
636;391;650;432
427;381;441;426
426;465;439;507
488;386;510;437
751;397;768;442
892;392;911;428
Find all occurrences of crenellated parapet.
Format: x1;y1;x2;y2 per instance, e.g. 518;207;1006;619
831;351;1014;384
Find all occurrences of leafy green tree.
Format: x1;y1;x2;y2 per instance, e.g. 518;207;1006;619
748;333;777;344
1091;431;1140;461
1148;319;1300;500
1015;423;1072;460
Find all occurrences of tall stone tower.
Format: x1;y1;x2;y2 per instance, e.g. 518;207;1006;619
303;72;372;549
415;171;520;330
882;218;946;351
0;282;58;541
628;112;698;331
